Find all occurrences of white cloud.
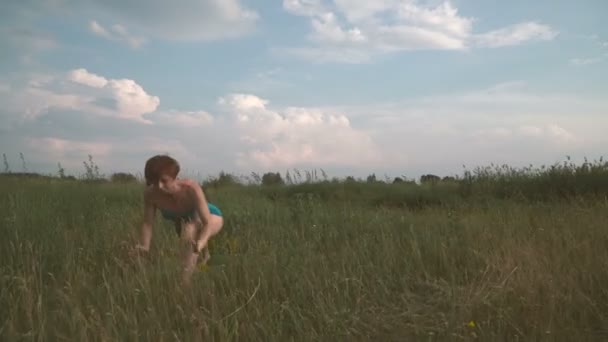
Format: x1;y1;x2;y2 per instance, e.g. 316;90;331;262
91;0;259;41
3;68;210;128
473;127;513;139
89;20;110;38
472;22;557;48
2;0;258;45
27;137;113;168
24;136;202;174
5;68;160;124
473;124;576;144
146;110;214;127
395;1;473;39
65;68;160;123
546;124;576;143
19;87;92;121
3;70;399;175
88;20;146;48
284;0;325;16
218;93;394;169
566;34;608;67
281;0;557;63
3;67;606;179
105;78;160;122
569;56;605;66
310;12;367;44
518;125;543;137
275;46;374;64
332;0;395;22
68;68;108;88
324;80;608;175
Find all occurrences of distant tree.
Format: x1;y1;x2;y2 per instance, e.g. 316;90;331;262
204;171;240;188
366;173;377;183
393;177;403;184
420;174;441;184
217;171;239;186
262;172;284;186
110;172;137;183
345;176;356;183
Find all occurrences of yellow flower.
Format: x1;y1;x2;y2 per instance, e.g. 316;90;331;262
467;320;476;328
227;238;239;255
198;264;210;272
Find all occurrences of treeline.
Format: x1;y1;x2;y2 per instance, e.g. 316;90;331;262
3;153;608;207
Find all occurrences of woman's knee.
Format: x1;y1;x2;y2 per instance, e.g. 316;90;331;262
211;215;224;234
202;215;223;237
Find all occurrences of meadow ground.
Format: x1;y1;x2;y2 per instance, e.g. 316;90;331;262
1;162;608;341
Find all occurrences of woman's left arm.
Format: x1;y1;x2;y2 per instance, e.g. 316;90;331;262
189;181;212;250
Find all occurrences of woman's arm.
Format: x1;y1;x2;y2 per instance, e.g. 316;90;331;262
137;189;156;251
192;181;211;226
188;180;212;251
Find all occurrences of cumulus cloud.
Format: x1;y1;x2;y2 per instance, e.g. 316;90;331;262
281;0;557;63
2;68;219;127
88;20;146;48
218;93;393;169
3;67;606;179
1;69;398;175
68;68;108;88
22;68;161;124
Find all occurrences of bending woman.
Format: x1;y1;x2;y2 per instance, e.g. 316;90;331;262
135;155;224;284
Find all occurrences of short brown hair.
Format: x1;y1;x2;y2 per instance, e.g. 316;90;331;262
144;155;180;185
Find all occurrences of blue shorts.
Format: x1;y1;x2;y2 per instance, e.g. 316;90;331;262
208;203;222;217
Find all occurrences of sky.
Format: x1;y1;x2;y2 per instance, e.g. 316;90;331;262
0;0;607;181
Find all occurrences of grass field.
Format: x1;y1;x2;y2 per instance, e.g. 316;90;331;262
1;160;608;341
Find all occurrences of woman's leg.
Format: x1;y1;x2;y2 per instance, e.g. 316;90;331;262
178;221;200;285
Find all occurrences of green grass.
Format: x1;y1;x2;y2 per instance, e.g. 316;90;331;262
1;163;608;341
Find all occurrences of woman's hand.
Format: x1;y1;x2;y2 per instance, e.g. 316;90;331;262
128;244;150;260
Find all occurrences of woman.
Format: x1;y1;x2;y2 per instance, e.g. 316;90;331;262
134;154;224;285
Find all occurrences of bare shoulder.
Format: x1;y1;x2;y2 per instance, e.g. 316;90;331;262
181;179;205;199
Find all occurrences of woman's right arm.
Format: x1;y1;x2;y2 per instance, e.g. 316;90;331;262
137;190;156;251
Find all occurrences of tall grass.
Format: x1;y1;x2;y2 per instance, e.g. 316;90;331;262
1;158;608;340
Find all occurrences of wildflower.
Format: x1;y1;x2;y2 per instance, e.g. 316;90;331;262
467;320;476;328
227;238;239;255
